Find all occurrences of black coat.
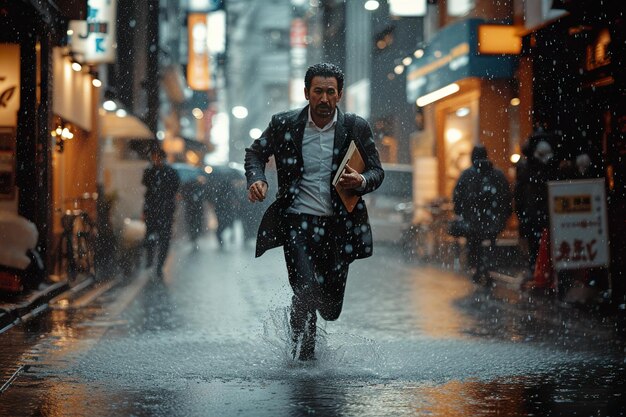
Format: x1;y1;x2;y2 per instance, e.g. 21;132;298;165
514;157;558;238
142;164;180;222
244;107;384;263
453;159;512;240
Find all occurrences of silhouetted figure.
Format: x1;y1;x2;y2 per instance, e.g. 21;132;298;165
182;175;207;250
514;140;558;275
142;148;180;277
453;145;512;284
211;169;239;248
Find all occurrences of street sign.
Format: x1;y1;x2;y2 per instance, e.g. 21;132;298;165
547;179;609;270
69;0;118;64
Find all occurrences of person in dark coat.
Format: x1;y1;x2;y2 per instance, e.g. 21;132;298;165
453;145;512;284
181;175;207;251
514;140;558;276
245;63;384;361
142;148;180;277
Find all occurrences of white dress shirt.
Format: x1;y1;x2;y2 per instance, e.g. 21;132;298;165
288;108;337;216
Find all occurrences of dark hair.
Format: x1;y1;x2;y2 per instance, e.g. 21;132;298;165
150;147;166;159
304;63;344;93
471;144;488;162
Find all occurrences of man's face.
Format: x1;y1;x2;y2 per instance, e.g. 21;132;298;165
304;76;342;122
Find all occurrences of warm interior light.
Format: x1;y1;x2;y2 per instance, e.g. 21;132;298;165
445;128;463;143
510;97;521;106
455;107;470;117
192;108;204;119
92;78;102;88
71;61;82;72
61;127;74;140
364;0;380;11
204;165;213;174
103;100;117;111
186;150;200;165
416;83;460;107
510;153;521;163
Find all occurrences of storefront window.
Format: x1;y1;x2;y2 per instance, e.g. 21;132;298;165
442;102;477;196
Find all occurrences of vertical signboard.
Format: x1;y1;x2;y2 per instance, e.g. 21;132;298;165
0;44;19;200
69;0;118;63
289;18;307;108
188;13;212;91
548;179;610;270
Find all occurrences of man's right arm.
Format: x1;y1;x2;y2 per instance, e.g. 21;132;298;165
244;118;275;202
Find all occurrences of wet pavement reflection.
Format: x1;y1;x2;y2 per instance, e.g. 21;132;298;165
0;235;624;416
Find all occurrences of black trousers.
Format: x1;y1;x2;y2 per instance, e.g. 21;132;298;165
283;213;349;358
144;213;174;274
466;236;495;280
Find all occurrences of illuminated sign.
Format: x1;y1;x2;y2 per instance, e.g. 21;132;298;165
187;13;211;91
548;179;609;270
477;25;522;55
290;18;307;108
553;195;592;214
0;44;20;127
406;19;516;103
69;0;118;64
389;0;427;16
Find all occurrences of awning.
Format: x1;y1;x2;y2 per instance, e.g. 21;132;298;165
99;112;154;140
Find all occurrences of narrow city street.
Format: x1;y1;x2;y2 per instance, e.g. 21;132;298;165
0;231;624;417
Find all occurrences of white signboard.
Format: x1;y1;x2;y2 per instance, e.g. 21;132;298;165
0;44;20;127
69;0;118;64
524;0;568;31
345;78;370;120
548;179;609;270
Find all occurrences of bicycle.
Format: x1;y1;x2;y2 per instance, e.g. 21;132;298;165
54;194;98;282
401;198;464;269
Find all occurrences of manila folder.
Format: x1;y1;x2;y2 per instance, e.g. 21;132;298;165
332;140;366;213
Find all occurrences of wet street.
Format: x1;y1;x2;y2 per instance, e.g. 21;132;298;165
1;231;625;417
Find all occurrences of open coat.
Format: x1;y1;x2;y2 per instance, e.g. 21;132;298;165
244;106;384;263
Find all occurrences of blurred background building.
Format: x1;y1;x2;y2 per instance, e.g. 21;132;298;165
1;0;624;302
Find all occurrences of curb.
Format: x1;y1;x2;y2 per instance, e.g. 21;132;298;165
0;281;70;334
0;273;111;334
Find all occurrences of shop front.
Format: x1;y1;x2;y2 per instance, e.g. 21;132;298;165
406;19;522;199
0;1;86;280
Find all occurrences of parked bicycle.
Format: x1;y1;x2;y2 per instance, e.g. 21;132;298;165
400;198;463;269
54;193;98;282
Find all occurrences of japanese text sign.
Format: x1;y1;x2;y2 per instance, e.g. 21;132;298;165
187;13;211;91
69;0;118;64
0;44;20;127
548;179;609;270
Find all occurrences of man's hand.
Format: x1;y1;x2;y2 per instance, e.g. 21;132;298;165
248;180;268;202
338;165;365;190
